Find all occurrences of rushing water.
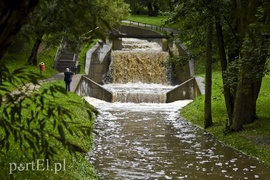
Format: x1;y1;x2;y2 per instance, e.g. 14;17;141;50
105;83;174;103
86;38;269;179
110;38;169;84
85;92;270;179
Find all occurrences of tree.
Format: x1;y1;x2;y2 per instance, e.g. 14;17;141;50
25;0;130;65
0;0;96;160
167;0;270;132
1;66;97;159
214;0;270;131
124;0;169;16
0;0;39;60
204;17;213;129
0;0;39;84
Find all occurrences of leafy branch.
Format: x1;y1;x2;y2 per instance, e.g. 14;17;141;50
0;65;97;160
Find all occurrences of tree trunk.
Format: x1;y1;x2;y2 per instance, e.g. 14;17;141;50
147;3;154;16
230;0;267;131
231;37;268;130
28;34;43;66
231;69;253;131
215;19;234;126
147;2;159;16
204;18;213;129
0;0;39;84
153;2;159;16
168;0;174;12
231;63;262;131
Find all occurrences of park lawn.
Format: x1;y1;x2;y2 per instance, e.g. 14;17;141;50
1;41;98;179
126;14;180;30
181;71;270;166
0;80;98;179
126;14;167;26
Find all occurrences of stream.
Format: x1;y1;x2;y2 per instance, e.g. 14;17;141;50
85;85;270;179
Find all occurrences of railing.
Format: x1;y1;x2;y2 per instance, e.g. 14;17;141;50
122;20;168;35
53;38;65;68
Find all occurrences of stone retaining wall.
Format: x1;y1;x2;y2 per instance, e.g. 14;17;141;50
75;76;112;102
85;41;112;84
166;77;201;102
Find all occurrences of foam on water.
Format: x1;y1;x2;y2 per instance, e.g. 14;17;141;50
121;38;162;51
85;94;270;179
84;96;192;113
101;83;178;103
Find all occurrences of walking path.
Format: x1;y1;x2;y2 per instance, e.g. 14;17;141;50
10;72;82;96
46;72;82;92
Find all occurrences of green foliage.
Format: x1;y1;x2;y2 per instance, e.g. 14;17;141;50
125;0;171;15
78;40;98;74
0;80;98;179
127;14;167;26
0;65;97;160
3;42;58;81
181;71;270;166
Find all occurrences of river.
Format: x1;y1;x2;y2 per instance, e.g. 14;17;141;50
85;84;269;179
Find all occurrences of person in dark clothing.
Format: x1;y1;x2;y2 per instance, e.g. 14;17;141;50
64;68;74;91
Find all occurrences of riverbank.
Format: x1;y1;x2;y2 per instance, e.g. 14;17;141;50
0;41;98;178
0;80;98;179
181;71;270;166
125;14;270;167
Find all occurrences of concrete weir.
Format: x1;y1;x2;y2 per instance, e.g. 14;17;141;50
75;76;113;102
75;26;204;102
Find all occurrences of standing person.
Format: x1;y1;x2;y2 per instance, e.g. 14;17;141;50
64;68;74;91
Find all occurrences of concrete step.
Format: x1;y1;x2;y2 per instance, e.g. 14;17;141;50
59;53;74;60
55;60;76;72
54;47;78;72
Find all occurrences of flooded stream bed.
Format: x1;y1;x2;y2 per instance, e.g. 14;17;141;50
85;38;269;179
85;96;270;180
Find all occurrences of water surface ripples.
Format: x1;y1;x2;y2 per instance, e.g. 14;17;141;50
85;97;270;179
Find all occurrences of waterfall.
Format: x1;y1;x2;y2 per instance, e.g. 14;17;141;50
112;92;166;103
103;82;174;103
104;38;173;103
110;38;169;84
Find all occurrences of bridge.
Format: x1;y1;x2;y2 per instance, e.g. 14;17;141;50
109;32;171;39
109;20;178;40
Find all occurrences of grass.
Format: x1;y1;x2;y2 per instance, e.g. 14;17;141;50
126;14;180;30
0;81;98;179
126;14;168;26
181;68;270;166
3;43;58;79
78;40;98;74
0;41;98;179
126;14;270;166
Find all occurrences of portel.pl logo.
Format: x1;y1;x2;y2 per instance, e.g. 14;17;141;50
9;159;66;174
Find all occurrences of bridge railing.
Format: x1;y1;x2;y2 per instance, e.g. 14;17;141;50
122;20;168;35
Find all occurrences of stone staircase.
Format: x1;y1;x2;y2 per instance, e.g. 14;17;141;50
54;48;79;73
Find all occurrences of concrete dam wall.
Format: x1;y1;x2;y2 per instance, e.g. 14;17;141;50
76;26;203;102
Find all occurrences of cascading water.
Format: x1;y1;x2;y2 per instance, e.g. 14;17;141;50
87;38;270;179
104;83;172;103
105;38;172;103
111;38;169;84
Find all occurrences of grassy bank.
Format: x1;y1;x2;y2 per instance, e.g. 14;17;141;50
78;40;98;74
127;14;270;166
126;14;179;29
1;42;98;179
126;14;167;26
181;70;270;166
0;81;98;179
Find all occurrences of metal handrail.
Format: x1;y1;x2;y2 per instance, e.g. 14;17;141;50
53;38;65;68
122;20;167;35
